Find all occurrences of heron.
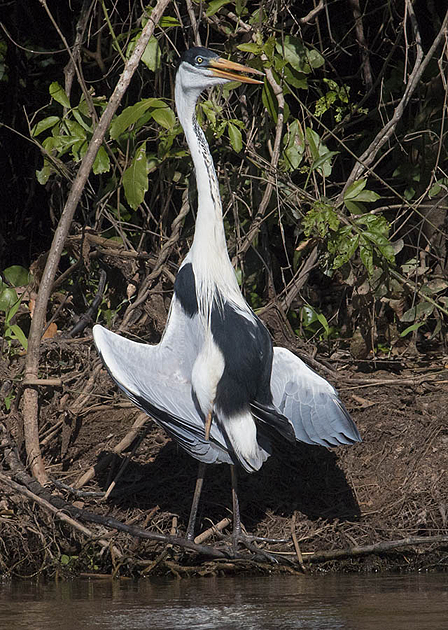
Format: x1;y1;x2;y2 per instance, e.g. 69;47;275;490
93;47;361;548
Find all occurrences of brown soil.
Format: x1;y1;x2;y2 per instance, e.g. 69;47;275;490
1;336;448;578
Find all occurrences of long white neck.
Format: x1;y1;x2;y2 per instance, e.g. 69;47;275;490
175;79;244;315
175;82;228;254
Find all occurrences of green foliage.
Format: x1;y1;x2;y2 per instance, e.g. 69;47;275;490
303;202;339;238
122;142;148;209
33;83;178;210
0;265;30;354
290;305;337;341
14;1;447;354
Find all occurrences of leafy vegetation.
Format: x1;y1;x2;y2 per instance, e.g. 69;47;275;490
1;0;447;358
0;265;30;354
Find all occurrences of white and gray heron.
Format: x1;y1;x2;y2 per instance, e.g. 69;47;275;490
93;47;361;546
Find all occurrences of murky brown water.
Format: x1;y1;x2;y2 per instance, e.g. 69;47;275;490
0;572;447;629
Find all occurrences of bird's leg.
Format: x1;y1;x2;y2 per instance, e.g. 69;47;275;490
228;465;278;563
185;461;206;541
204;408;212;440
230;464;242;554
185;410;213;541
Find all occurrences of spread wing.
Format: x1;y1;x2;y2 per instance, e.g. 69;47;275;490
92;298;233;465
270;347;361;447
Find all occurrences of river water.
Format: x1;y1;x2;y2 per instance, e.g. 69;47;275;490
0;572;447;629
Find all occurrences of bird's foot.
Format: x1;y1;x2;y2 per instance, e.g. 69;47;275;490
227;527;279;563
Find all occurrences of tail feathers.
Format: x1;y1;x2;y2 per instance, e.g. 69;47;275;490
251;401;296;444
218;409;271;473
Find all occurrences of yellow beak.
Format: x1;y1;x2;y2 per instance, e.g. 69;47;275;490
209;57;264;84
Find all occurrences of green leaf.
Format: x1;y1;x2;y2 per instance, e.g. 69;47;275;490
122;142;148;210
344;179;367;200
237;43;262;54
276;37;324;74
301;305;318;326
93;145;110;175
141;36;161;72
151;105;176;129
361;231;395;263
159;16;181;28
359;243;374;275
400;301;434;323
344;200;366;214
306;129;337;177
277;36;307;73
9;324;28;350
206;0;233;17
32;116;60;137
310;150;338;177
0;288;18;312
262;81;278;122
36;163;53;185
3;265;30;287
283;65;308;89
110;99;168;139
307;48;325;69
5;294;23;323
315;311;330;336
332;234;359;269
49;82;70;108
228;122;243;152
282;119;305;170
400;321;426;337
354;189;380;202
72;108;92;132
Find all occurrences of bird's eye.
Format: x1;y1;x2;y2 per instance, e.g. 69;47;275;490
195;56;203;65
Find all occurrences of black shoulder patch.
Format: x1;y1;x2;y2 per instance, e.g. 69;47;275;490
174;263;198;317
211;299;274;415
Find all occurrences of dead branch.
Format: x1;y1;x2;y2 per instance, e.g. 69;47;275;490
305;535;448;563
348;0;373;88
299;0;325;25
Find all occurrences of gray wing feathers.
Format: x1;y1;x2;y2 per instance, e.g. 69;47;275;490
271;347;361;447
92;301;232;465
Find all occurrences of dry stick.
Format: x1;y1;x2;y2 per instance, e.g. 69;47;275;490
0;470;230;560
40;0;97;122
341;6;448;198
291;512;306;573
298;0;325;24
63;0;94;102
194;518;231;545
186;0;202;46
349;0;373;88
22;0;172;484
102;416;150;500
304;535;448;564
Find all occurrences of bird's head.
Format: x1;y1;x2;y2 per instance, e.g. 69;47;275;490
176;47;264;94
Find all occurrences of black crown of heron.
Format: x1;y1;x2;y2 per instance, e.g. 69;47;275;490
93;47;361;542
